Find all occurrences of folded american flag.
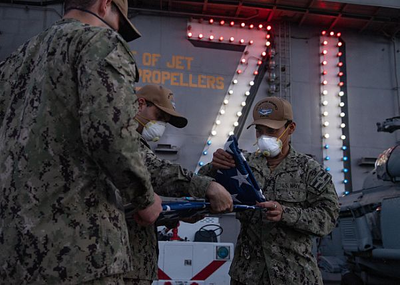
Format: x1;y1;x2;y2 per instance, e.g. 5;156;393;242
216;135;265;205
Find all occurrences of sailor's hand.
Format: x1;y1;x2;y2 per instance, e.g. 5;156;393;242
206;181;233;213
256;201;283;222
211;148;236;170
134;193;162;226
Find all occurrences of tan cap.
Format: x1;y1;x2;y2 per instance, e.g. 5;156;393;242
247;97;293;129
137;85;188;128
112;0;141;42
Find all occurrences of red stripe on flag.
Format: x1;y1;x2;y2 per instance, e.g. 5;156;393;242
158;268;172;280
191;260;226;280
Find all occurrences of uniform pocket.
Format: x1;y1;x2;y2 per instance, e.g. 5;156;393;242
274;182;307;203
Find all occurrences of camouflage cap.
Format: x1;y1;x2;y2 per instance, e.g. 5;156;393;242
112;0;141;42
137;85;188;128
247;97;293;129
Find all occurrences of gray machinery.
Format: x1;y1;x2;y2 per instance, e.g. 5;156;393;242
318;117;400;285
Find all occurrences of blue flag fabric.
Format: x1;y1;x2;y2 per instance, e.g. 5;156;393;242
216;135;265;205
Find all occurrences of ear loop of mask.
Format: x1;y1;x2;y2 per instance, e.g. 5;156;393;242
135;114;155;129
65;7;116;31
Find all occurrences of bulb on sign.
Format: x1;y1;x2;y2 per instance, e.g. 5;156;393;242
220;109;225;115
245;91;250;96
323;111;329;117
228;90;234;95
237;111;242;117
211;130;217;136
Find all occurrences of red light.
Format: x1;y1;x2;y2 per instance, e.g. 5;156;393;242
220;20;225;25
337;32;342;37
219;36;224;41
322;40;328;45
229;37;234;42
240;22;245;28
339;82;344;86
241;58;246;64
240;39;245;44
198;34;203;39
209;19;214;24
230;21;235;26
266;34;271;40
337;51;343;57
261;51;267;57
322;70;327;75
266;25;272;30
338;42;343;47
329;31;335;36
249;24;254;29
322;80;328;85
254;70;259;75
237;69;242;74
257;60;262;65
338;71;344;77
249;40;254;45
338;62;343;67
321;30;327;35
322;60;327;65
187;32;193;38
209;35;214;40
322;50;328;55
258;24;263;29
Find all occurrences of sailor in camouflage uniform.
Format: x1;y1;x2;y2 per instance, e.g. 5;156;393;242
0;0;163;284
199;97;339;285
123;85;233;285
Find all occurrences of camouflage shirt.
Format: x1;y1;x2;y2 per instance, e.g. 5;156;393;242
199;147;339;285
124;137;214;281
0;19;155;284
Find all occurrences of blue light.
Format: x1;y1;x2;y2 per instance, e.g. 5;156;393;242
325;167;331;171
324;144;329;149
343;179;348;184
325;156;330;160
207;140;212;145
342;146;347;150
198;161;204;166
343;156;348;161
344;191;350;195
203;151;208;155
343;168;348;173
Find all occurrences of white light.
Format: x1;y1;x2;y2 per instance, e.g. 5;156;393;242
323;121;330;127
241;101;246;107
322;90;328;95
249;81;255;86
228;131;234;136
323;111;329;117
233;121;239;127
220;109;225;115
324;133;330;139
223;99;229;105
228;90;234;95
341;135;346;140
322;100;328;106
340;123;346;128
245;91;250;96
216;119;221;125
237;111;242;117
340;112;345;117
339;91;344;97
233;79;238;84
211;130;217;136
339;102;345;107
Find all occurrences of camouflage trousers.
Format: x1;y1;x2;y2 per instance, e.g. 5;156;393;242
82;274;126;285
231;279;246;285
123;279;152;285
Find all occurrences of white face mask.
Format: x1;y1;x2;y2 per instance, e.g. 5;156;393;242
142;121;166;142
256;125;290;157
257;135;283;157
